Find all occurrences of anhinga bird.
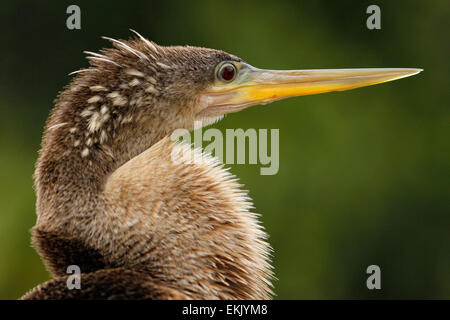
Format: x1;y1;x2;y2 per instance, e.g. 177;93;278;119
21;30;421;300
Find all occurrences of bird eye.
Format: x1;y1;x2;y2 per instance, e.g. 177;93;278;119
218;63;237;82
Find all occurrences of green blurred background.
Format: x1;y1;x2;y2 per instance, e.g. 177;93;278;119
0;0;448;299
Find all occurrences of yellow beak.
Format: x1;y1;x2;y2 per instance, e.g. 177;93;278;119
200;65;422;117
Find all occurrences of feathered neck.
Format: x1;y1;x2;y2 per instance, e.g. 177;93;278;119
32;36;274;299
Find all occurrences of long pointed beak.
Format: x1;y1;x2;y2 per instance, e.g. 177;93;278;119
200;65;422;117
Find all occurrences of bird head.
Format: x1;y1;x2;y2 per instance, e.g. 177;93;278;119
74;31;421;141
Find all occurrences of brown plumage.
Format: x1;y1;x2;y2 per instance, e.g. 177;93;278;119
22;267;190;300
22;30;421;300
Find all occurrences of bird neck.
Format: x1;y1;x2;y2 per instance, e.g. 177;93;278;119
33;87;273;300
35;118;158;219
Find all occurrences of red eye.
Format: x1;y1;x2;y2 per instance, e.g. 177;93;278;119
219;63;236;81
